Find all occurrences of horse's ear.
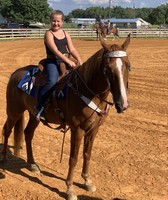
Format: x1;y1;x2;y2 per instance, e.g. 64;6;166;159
100;36;109;51
122;33;131;50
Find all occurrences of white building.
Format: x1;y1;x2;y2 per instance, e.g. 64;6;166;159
71;18;96;24
103;18;150;28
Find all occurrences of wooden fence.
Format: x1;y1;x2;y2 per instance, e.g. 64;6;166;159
0;28;168;40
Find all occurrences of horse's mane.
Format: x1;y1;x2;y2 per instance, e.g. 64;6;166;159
78;48;104;83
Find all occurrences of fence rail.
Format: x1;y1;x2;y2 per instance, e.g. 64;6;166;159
0;28;168;40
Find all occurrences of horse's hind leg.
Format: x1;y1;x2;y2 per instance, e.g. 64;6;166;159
96;31;99;40
24;112;40;173
81;128;98;192
1;117;16;161
112;35;115;40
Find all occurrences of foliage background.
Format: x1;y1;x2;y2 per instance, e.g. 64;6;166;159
0;0;168;26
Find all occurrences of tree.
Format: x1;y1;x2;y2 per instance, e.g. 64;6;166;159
134;8;153;22
112;6;125;18
0;0;52;24
148;4;168;25
70;9;85;18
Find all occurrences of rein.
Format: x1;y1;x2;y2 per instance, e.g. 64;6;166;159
72;69;113;106
67;50;127;111
71;50;127;108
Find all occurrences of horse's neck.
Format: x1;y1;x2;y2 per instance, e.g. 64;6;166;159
80;50;102;82
78;50;109;94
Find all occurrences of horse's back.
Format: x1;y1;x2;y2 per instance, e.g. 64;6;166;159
7;65;37;97
6;65;37;115
10;65;37;81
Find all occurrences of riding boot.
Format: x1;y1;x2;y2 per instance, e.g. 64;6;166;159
36;85;56;121
36;95;47;121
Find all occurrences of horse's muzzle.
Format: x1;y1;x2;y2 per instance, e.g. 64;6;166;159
115;101;129;113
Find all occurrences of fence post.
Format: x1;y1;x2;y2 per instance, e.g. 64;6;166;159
159;27;161;38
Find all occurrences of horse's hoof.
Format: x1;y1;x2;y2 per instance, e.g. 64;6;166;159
85;180;96;192
67;193;78;200
30;164;41;174
85;184;96;192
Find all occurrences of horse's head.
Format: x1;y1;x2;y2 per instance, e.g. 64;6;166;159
101;34;131;113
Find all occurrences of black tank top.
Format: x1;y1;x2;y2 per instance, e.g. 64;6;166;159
45;30;68;56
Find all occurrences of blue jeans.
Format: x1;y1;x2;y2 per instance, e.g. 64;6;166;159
37;58;60;110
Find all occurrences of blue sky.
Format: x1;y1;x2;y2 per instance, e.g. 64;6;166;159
47;0;167;15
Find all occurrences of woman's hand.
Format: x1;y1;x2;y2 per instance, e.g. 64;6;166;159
78;60;83;65
68;60;76;68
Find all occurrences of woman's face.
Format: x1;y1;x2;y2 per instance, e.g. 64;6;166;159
50;14;63;31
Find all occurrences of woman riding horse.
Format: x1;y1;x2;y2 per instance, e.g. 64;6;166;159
93;22;119;40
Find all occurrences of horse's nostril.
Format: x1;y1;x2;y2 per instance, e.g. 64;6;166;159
122;107;127;112
115;101;129;113
115;104;122;113
117;109;122;113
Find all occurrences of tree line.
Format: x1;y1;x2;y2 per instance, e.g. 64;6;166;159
0;0;168;26
67;4;168;25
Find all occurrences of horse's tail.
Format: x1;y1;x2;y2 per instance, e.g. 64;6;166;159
14;114;24;156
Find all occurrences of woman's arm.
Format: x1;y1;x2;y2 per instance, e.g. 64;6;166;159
65;31;83;65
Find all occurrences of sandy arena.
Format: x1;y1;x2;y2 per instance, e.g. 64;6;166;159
0;37;167;200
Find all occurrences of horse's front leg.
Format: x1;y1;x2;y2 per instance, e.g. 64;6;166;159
81;128;98;192
24;113;40;173
66;127;84;200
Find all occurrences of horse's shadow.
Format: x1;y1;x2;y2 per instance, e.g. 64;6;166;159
0;144;104;200
0;144;68;198
112;199;126;200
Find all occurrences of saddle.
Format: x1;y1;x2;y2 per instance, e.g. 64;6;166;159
38;53;79;71
36;54;79;90
18;54;79;131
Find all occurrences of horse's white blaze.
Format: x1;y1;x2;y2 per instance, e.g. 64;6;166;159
116;58;128;108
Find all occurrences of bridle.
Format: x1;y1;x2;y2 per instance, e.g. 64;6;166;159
104;50;127;58
70;50;128;105
103;49;128;92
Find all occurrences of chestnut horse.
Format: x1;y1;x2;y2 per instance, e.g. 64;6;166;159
1;35;131;200
93;23;119;40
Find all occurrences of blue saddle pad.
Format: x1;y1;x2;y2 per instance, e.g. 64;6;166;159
18;67;39;97
18;67;68;100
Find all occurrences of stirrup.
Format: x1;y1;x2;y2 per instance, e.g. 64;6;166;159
36;107;45;121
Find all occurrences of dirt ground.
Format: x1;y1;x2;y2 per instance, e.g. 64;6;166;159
0;37;167;200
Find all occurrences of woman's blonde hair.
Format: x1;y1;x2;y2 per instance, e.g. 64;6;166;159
50;10;65;21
